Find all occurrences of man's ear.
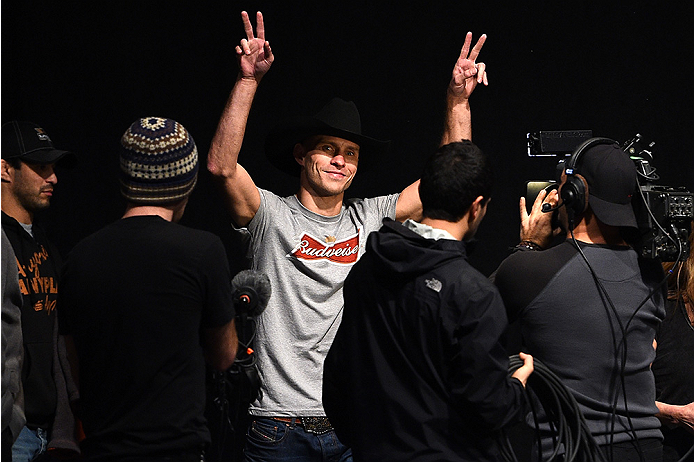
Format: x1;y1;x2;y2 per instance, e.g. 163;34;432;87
292;143;306;167
468;195;485;222
1;159;15;183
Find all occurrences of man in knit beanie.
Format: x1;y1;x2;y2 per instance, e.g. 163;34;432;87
58;117;239;461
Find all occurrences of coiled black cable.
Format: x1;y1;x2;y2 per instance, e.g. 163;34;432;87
502;355;607;462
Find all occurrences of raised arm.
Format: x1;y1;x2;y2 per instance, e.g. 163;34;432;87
441;32;487;145
207;11;274;227
396;33;487;221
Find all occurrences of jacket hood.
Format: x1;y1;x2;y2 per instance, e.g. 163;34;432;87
1;211;43;248
366;219;468;278
2;211;33;246
2;211;62;306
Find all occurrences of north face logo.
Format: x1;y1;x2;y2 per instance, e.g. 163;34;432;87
289;232;360;264
425;278;442;293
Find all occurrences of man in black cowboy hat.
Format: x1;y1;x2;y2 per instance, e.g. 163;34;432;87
207;11;488;462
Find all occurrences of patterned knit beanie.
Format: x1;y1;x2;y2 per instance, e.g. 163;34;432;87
119;117;198;204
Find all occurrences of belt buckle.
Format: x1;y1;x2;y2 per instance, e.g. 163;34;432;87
302;416;333;435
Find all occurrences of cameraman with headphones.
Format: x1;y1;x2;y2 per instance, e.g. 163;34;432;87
494;139;666;461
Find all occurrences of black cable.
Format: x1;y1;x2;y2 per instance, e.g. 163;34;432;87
502;355;607;462
569;224;675;462
567;225;636;462
635;186;681;254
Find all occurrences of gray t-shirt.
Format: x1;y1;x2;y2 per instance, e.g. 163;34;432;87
245;188;398;416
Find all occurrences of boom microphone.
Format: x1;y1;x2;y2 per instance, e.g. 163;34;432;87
231;270;272;318
542;200;565;213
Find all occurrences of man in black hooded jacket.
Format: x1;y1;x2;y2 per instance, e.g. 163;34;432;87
1;121;80;460
323;140;533;462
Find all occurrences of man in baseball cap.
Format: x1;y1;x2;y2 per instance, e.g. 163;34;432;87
571;141;639;229
1;120;80;460
1;121;76;223
2;121;76;166
494;140;665;461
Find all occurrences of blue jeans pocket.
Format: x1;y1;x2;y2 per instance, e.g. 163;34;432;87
248;418;288;445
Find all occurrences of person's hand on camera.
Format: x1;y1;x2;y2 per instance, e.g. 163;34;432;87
519;188;560;250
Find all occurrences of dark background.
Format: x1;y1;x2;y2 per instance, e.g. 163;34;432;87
3;1;692;460
3;1;693;276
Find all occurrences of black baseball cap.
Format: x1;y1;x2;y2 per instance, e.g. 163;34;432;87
2;121;76;166
578;143;638;229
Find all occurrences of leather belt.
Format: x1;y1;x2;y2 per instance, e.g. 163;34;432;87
271;417;333;435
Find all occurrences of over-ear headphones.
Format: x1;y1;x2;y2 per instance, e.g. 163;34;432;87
558;137;618;217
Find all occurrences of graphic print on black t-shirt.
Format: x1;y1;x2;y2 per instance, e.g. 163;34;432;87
15;244;58;314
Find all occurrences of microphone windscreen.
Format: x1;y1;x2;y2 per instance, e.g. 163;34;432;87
231;270;272;317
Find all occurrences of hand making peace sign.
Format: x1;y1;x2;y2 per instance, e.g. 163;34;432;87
449;32;488;99
236;11;274;82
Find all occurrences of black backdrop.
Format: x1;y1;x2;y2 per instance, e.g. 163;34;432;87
4;1;692;276
3;1;693;460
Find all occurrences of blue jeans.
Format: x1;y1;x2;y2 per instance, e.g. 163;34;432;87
243;418;352;462
12;426;48;462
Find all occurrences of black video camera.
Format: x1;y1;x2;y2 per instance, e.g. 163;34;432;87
525;131;693;261
624;134;693;262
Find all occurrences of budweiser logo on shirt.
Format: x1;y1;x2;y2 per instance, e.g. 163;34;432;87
289;232;361;264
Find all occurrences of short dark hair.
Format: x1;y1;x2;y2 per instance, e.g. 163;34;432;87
419;140;493;222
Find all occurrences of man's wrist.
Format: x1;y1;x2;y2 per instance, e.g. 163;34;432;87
515;240;544;252
237;74;262;85
446;88;470;105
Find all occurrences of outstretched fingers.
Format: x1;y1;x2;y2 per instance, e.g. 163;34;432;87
239;11;269;57
458;32;473;62
235;10;274;79
256;11;265;40
241;11;255;40
467;33;486;62
453;32;488;82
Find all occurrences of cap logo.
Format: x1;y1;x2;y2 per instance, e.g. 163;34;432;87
34;127;51;142
289;232;360;264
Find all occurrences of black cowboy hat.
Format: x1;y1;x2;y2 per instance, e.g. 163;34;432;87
264;98;391;177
